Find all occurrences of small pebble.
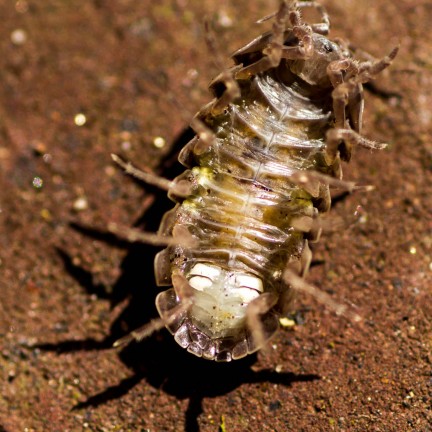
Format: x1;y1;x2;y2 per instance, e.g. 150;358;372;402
32;176;43;189
279;317;295;328
74;113;86;126
11;28;27;45
153;136;166;149
73;197;88;211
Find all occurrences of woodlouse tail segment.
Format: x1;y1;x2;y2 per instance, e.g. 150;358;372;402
156;276;281;361
283;268;362;323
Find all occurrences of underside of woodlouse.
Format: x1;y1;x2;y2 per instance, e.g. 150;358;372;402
113;0;397;361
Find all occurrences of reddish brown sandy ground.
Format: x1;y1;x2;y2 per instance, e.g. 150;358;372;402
0;0;431;431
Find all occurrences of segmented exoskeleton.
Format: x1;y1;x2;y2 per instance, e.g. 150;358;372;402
113;1;397;361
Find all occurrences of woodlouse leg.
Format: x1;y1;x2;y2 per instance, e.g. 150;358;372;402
246;292;279;352
341;48;398;136
164;94;217;156
327;60;363;132
314;182;333;213
204;22;241;115
305;216;323;243
189;116;217;155
207;70;241;116
346;83;365;134
328;47;398;143
113;316;168;348
300;239;312;276
331;81;364;133
325;127;387;166
107;221;198;248
327;59;357;88
111;154;192;198
235;1;290;79
292;210;359;244
326;79;366;163
236;1;312;79
290;170;355;197
296;1;330;35
351;46;399;83
283;268;361;322
257;1;329;35
112;154;172;190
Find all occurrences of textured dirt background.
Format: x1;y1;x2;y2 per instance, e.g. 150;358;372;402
0;0;431;431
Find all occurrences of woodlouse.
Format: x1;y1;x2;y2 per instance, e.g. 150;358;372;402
112;0;397;362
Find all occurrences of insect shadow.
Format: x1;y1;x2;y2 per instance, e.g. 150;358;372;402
35;127;320;432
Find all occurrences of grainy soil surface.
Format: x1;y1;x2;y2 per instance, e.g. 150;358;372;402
1;0;431;431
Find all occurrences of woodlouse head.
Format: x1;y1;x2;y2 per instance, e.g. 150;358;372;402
289;34;347;87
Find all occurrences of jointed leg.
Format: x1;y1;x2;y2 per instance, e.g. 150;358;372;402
246;292;278;351
290;170;355;197
257;1;330;35
325;47;398;164
325;127;387;165
300;239;312;276
331;80;364;134
236;1;312;79
107;221;198;248
351;46;399;83
327;59;363;133
297;1;330;35
283;268;361;321
204;21;241;116
112;154;192;198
